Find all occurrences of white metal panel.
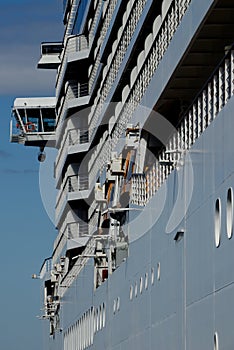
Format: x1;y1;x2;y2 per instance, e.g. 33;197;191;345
115;101;123;119
122;85;130;103
152;15;162;39
137;50;145;72
162;0;172;20
130;66;138;88
117;25;123;41
144;33;153;57
122;12;128;28
13;97;56;108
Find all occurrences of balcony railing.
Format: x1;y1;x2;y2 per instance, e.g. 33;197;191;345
56;34;89;95
53;221;89;264
40;257;52;279
55;127;89;178
64;0;79;38
59;236;96;297
88;130;111;186
57;81;89;123
56;174;89;217
88;0;191;143
131;48;234;205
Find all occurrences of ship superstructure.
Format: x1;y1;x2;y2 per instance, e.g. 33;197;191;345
10;0;234;349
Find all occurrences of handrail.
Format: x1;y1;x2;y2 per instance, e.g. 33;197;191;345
55;126;89;178
57;81;89;123
40;257;52;279
53;220;89;262
55;173;89;215
59;236;96;296
56;34;89;93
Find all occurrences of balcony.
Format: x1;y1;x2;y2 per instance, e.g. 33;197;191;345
56;34;89;97
39;257;52;279
10;97;56;148
37;42;63;69
57;81;90;124
55;174;90;222
55;126;90;180
53;221;89;264
130;47;234;206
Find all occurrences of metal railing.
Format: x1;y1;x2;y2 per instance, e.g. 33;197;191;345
57;81;89;122
55;127;89;178
64;0;79;38
56;174;89;216
40;257;52;279
89;0;191;143
88;130;111;186
88;0;149;135
59;236;96;297
56;34;89;94
53;221;89;263
131;48;234;205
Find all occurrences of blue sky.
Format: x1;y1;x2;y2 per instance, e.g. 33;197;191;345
0;1;63;349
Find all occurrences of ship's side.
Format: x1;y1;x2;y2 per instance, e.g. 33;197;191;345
10;0;234;349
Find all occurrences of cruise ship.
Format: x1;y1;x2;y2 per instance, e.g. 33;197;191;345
10;0;234;349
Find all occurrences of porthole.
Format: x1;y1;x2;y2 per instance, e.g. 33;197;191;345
227;188;233;239
157;262;161;281
130;285;133;300
215;198;221;247
214;332;219;350
145;272;148;290
139;277;143;294
151;267;155;285
135;282;138;297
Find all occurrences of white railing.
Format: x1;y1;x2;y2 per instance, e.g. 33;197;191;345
55;127;89;178
53;221;89;264
64;0;80;39
88;0;103;42
88;131;111;186
40;257;52;279
88;0;118;93
131;174;147;206
53;234;67;265
59;236;96;297
56;174;89;216
57;81;89;122
88;0;191;144
131;48;234;205
56;34;89;95
111;0;191;151
88;0;149;136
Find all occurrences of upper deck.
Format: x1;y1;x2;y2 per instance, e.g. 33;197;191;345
10;97;56;148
